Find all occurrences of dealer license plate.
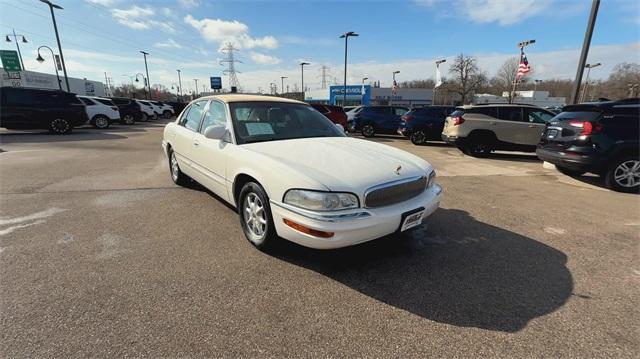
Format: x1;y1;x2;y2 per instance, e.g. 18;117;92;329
400;209;425;232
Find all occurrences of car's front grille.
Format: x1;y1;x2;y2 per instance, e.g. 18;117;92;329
364;176;427;208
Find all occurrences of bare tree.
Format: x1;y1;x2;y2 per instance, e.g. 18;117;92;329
399;79;436;89
448;54;486;104
493;57;520;103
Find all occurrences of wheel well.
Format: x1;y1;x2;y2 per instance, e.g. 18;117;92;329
233;174;259;205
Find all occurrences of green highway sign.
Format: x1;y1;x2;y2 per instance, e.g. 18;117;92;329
0;50;22;72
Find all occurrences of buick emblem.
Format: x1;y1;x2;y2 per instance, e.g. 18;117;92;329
395;165;402;175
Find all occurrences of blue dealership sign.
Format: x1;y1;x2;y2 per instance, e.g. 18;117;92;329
210;76;222;90
329;85;371;105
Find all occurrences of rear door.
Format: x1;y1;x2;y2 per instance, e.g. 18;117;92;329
523;108;555;145
494;107;526;145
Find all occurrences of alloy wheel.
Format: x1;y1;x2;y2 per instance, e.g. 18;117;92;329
170;152;179;182
51;119;70;134
613;160;640;188
411;131;426;145
362;125;374;137
95;116;109;129
124;115;134;125
243;192;267;244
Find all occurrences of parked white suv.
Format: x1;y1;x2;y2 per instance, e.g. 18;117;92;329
78;96;120;129
150;101;175;119
441;104;556;157
135;100;158;122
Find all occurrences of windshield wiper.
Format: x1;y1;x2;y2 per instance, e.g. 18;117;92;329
243;137;279;144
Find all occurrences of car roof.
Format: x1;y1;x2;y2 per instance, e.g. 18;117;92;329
459;103;539;109
198;94;306;105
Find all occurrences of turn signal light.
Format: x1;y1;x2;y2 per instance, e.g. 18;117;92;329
402;114;415;122
451;116;465;126
283;219;334;238
569;121;601;135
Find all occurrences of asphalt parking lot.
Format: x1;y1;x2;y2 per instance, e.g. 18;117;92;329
1;121;638;357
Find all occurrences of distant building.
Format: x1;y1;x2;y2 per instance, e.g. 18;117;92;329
305;85;433;107
0;70;106;96
474;91;565;108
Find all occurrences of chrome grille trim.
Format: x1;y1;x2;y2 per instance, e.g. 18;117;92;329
364;175;427;208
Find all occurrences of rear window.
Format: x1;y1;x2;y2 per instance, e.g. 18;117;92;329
370;107;389;114
553;111;601;122
111;98;130;105
96;98;115;106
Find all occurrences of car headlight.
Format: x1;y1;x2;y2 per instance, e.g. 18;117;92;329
427;170;436;188
283;189;359;211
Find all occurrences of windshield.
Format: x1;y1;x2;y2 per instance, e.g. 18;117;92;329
229;102;346;144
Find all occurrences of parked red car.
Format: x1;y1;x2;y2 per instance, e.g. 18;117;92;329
310;104;348;129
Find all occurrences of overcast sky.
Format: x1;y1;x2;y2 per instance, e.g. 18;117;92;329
1;0;639;93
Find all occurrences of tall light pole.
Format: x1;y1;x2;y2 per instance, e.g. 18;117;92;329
339;31;358;106
176;69;183;102
5;29;28;70
534;79;543;91
134;72;146;98
39;0;70;92
281;76;287;95
194;78;199;96
140;51;150;99
392;70;400;105
269;82;275;95
300;62;309;96
171;83;180;99
361;77;368;104
511;39;536;103
434;59;446;105
36;46;61;90
571;0;600;104
580;62;601;102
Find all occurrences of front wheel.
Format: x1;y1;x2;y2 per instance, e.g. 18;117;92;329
169;150;190;186
238;182;278;250
121;114;135;125
410;130;427;145
140;113;149;122
463;139;492;158
163;110;173;119
92;115;110;129
361;124;375;138
605;156;640;193
49;118;72;134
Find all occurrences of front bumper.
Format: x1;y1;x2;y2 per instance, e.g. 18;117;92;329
270;183;443;249
441;134;461;146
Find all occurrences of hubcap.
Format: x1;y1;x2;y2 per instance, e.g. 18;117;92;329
124;115;134;124
243;192;266;243
52;119;69;133
412;131;425;144
96;117;108;128
473;143;489;154
170;152;179;181
614;160;640;188
363;126;373;136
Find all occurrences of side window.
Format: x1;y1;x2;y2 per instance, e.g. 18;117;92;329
372;107;389;115
181;100;206;131
496;107;523;122
199;101;227;134
394;107;408;116
527;109;555;124
468;107;498;118
79;97;94;106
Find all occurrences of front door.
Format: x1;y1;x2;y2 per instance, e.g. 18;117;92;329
523;108;556;145
172;100;207;176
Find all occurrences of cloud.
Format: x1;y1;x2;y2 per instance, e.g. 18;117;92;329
250;52;281;65
416;0;554;25
281;35;336;46
179;0;200;8
184;15;278;50
111;6;177;33
86;0;119;5
154;39;183;49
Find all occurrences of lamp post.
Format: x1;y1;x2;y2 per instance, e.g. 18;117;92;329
171;83;180;99
269;82;275;94
5;29;28;70
194;78;199;97
534;79;543;91
300;62;309;97
392;71;400;105
511;39;536;103
580;62;601;102
339;31;358;106
39;0;70;91
281;76;287;95
134;72;147;98
140;51;150;99
36;45;61;90
361;77;368;105
176;69;183;102
571;0;600;104
434;59;446;105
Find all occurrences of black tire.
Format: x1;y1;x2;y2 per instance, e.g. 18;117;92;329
49;118;72;135
410;130;427;145
92;115;110;129
556;166;585;177
140;113;149;122
163;110;172;119
121;114;135;125
361;124;375;137
152;113;159;120
238;182;278;250
463;136;493;158
604;155;640;193
168;149;190;186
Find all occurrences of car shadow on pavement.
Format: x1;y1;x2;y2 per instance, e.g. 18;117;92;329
483;152;541;163
0;130;131;144
270;208;573;333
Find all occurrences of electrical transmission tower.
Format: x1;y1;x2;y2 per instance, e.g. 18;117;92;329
220;42;241;90
319;65;330;89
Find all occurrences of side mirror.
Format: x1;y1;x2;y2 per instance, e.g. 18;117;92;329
203;125;228;140
335;123;345;132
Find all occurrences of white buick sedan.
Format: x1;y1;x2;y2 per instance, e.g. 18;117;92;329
162;95;442;250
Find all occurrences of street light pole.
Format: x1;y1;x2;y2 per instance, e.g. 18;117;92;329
40;0;70;92
140;51;150;100
300;62;309;98
36;45;61;90
392;71;400;105
511;39;536;103
281;76;287;95
339;31;358;107
580;63;601;102
534;79;543;91
194;79;199;96
361;77;368;105
5;29;28;70
571;0;600;104
177;69;183;102
434;59;446;105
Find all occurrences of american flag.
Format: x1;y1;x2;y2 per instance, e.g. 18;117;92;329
392;79;398;95
516;48;531;80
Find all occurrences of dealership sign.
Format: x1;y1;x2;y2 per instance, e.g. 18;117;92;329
210;76;222;90
329;85;371;105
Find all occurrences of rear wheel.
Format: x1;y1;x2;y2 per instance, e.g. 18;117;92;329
605;155;640;193
92;115;110;129
464;138;492;158
361;124;375;137
140;113;149;122
49;118;72;134
163;110;172;119
121;114;135;125
556;166;585;177
410;130;427;145
238;182;278;250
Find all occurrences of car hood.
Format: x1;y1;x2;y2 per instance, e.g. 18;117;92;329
242;137;432;195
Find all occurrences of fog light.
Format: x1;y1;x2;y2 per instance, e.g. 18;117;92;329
283;219;334;238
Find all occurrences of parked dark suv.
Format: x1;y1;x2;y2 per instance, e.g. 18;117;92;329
109;97;142;125
536;99;639;193
0;87;88;134
398;106;456;145
349;105;410;137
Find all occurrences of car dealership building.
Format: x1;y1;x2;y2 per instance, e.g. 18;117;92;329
305;85;434;108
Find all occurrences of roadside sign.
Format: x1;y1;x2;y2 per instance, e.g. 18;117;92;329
210;76;222;90
7;71;21;79
0;50;22;72
54;55;62;71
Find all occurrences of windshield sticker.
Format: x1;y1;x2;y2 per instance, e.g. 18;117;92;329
245;122;275;136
